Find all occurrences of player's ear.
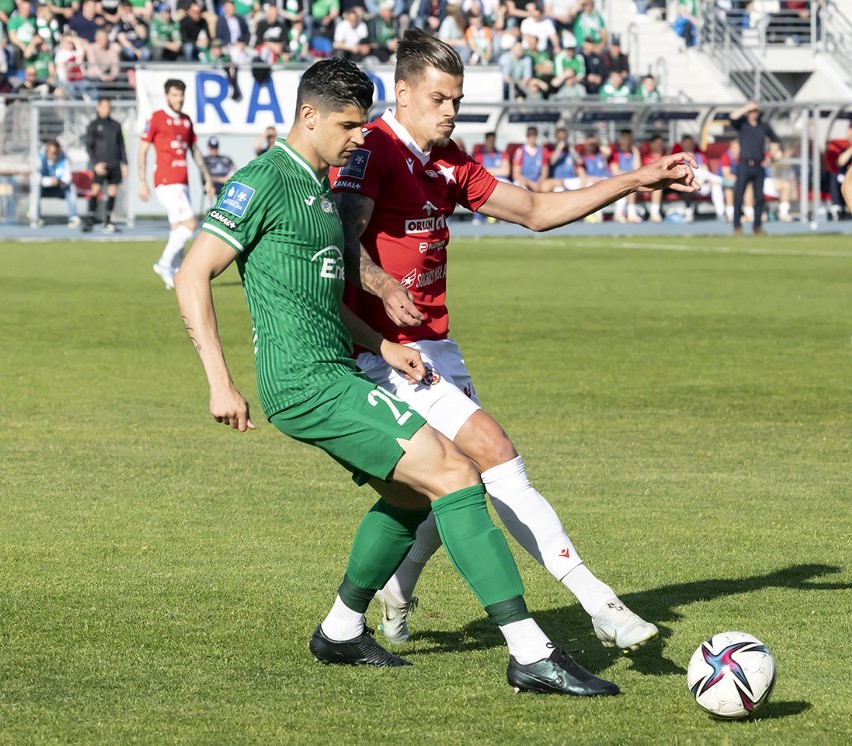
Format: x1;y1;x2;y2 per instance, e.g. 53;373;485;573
300;103;318;129
395;80;408;108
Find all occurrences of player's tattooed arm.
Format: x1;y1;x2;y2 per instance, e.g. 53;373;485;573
335;191;424;327
182;315;201;354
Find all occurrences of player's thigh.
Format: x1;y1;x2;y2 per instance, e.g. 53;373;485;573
453;409;517;472
270;373;426;488
356;338;481;441
155;183;194;224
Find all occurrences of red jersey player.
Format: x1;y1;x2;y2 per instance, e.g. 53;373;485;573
333;29;698;658
138;78;215;289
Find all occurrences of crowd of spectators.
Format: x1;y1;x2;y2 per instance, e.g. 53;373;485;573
471;125;798;223
0;0;657;101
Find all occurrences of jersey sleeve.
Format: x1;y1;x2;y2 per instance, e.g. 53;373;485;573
201;162;275;254
330;132;387;202
140;112;157;143
457;152;498;212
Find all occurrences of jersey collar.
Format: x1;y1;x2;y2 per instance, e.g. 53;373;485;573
381;109;430;166
277;139;323;187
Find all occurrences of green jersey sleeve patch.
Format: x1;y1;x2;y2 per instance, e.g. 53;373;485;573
217;182;256;217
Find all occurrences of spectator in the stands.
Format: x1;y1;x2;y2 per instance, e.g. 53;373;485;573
499;0;530;29
311;0;340;39
179;1;208;60
599;69;630;101
37;139;81;227
438;3;469;62
7;0;38;68
581;133;610;183
216;0;249;51
365;0;399;61
476;131;512;182
544;0;576;42
282;0;308;29
551;42;584;85
24;34;57;87
68;0;106;44
128;0;154;22
603;33;632;88
255;2;288;60
541;126;585;192
673;133;725;222
150;2;181;60
520;0;560;53
16;63;57;94
85;27;120;92
673;0;698;48
333;6;369;60
35;5;62;51
829;125;852;220
522;31;554;96
642;133;667;222
499;38;534;100
112;0;151;61
254;125;277;156
411;0;446;32
288;16;311;60
570;0;605;52
44;0;77;27
99;0;122;27
579;34;604;94
54;31;92;97
635;73;661;102
609;128;643;222
764;141;793;222
464;3;494;64
512;125;546;191
550;66;584;98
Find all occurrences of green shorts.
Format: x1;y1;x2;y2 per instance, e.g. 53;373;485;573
270;372;427;485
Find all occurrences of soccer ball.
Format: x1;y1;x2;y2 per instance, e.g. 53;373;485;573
687;631;776;719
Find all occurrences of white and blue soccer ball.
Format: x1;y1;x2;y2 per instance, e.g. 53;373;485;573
687;631;777;719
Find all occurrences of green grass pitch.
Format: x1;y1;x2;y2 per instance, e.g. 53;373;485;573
1;234;850;745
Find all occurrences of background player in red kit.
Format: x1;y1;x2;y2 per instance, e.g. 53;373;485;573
139;78;216;289
332;29;699;652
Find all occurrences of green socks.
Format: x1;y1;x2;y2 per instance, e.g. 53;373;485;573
431;485;528;621
340;499;430;613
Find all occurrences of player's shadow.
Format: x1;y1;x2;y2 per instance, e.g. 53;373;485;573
404;563;849;678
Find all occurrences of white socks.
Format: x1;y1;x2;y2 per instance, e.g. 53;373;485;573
320;595;365;641
482;456;581;579
499;618;552;664
157;224;194;270
382;513;441;603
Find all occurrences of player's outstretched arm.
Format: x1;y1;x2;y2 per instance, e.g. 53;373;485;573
174;231;255;432
137;139;151;201
335;190;424;328
479;152;698;231
340;302;425;384
191;142;217;199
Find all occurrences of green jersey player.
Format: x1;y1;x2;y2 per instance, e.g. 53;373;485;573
174;58;619;696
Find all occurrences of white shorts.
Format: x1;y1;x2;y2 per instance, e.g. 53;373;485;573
561;177;583;191
763;178;781;199
356;338;481;442
155;183;194;225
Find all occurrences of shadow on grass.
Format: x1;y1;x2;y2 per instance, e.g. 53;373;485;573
404;563;849;679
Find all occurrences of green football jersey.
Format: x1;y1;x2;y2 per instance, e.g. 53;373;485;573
201;140;358;417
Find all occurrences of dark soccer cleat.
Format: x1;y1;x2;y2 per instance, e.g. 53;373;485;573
309;625;412;667
507;645;620;696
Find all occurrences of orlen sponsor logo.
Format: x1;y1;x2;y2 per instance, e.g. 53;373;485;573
400;263;447;289
405;215;446;234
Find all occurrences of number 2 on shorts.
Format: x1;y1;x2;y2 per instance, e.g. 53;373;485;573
368;388;413;426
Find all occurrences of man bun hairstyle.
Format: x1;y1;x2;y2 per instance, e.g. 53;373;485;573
395;28;464;84
296;58;374;114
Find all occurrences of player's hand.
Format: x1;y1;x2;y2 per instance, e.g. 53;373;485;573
120;164;128;180
379;340;425;385
379;280;424;328
209;385;256;432
138;182;150;201
94;162;107;176
205;180;217;199
635;153;700;193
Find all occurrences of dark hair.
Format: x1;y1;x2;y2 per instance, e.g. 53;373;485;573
395;28;464;84
164;78;186;94
485;131;496;138
296;58;374;114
